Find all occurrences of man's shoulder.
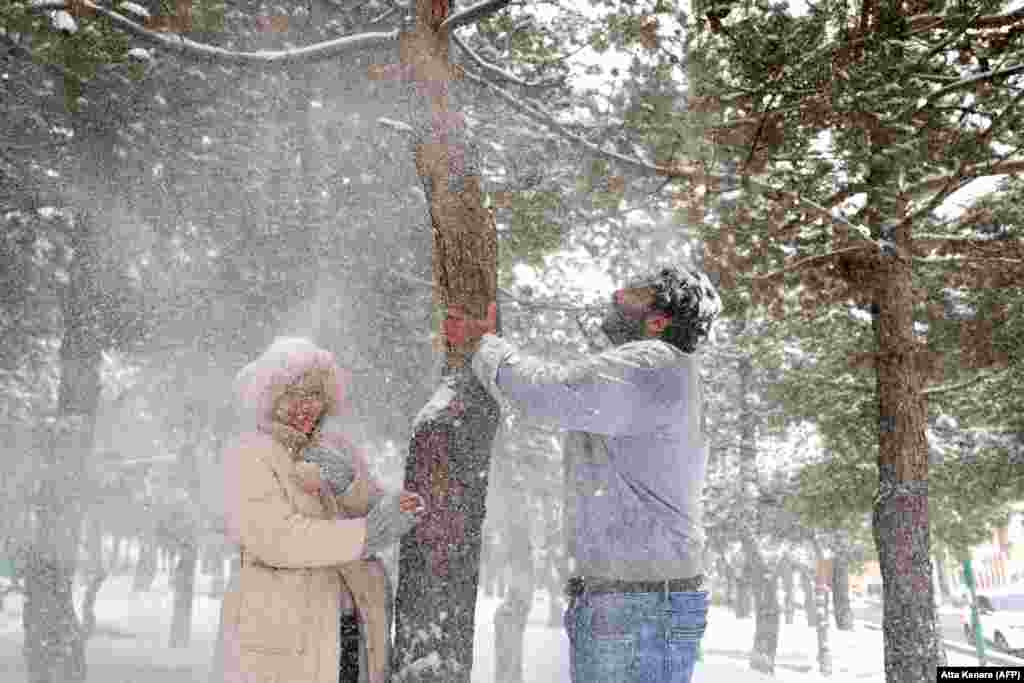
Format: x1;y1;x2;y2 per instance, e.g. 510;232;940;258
604;339;692;369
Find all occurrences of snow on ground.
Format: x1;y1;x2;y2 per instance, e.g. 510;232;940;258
0;574;1002;682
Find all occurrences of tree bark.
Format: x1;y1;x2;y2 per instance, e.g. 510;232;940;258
802;568;816;628
169;540;197;648
934;550;953;603
749;564;780;675
132;537;158;593
79;516;107;640
391;2;501;681
814;575;832;677
867;153;947;679
735;556;754;618
832;551;854;630
782;561;795;625
736;355;760;621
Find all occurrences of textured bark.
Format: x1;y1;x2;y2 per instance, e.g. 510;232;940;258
391;2;501;680
394;370;499;682
832;552;854;630
749;566;780;675
865;106;946;680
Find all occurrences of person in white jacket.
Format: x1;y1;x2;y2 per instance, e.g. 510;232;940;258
447;265;721;683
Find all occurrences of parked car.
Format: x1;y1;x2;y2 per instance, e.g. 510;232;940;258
961;587;1024;655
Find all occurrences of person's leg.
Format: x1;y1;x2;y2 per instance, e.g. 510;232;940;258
664;591;709;683
339;611;360;683
569;592;640;681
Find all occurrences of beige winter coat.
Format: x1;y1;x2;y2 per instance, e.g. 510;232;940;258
213;434;392;683
212;338;394;683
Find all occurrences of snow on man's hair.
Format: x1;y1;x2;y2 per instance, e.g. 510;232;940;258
639;266;723;353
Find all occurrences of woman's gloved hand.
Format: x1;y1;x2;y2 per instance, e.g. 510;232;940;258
362;491;426;558
299;444;356;497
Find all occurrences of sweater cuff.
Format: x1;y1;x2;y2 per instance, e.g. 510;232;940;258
471;334;515;404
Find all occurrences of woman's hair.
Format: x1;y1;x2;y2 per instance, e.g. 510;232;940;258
644;266;722;353
232;337;349;431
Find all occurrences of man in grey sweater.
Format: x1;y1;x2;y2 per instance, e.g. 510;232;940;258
449;265;721;683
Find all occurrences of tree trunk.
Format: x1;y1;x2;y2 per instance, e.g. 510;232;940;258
735;355;759;622
782;561;795;625
735;559;754;619
814;574;832;677
204;540;226;598
169;540;197;648
132;537;158;593
802;568;816;628
832;552;854;630
79;569;107;641
24;199;105;682
79;517;107;640
749;564;780;675
934;549;953;603
493;513;534;683
391;2;501;681
865;115;946;680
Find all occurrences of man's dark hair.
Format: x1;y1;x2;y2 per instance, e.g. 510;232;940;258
644;266;722;353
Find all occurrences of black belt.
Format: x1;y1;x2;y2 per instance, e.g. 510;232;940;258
565;574;704;597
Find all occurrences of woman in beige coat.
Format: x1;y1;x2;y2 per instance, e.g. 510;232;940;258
212;338;423;683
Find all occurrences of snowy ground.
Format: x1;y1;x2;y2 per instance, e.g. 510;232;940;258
0;574;1008;682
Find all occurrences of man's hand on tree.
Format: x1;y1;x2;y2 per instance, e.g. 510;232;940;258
443;301;497;346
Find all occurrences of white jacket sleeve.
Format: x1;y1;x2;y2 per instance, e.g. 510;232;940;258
471;334;689;436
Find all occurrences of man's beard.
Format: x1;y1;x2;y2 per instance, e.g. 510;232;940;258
600;305;647;346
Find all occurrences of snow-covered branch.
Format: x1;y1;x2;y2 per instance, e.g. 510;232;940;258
913;255;1024;265
744;244;875;282
438;0;513;32
905;159;1024;197
908;6;1024;32
456;66;873;242
922;365;1015;397
451;30;565;89
28;0;401;64
378;117;415;134
901;62;1024;119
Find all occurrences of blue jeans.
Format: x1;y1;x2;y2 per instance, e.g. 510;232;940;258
564;590;709;683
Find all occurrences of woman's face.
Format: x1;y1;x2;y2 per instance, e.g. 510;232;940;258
286;397;325;435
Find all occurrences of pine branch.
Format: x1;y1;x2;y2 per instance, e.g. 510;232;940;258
438;0;514;32
898;62;1024;121
26;0;513;65
450;30;565;89
905;159;1024;197
456;65;874;242
907;6;1024;32
744;244;875;282
28;0;401;64
923;365;1016;397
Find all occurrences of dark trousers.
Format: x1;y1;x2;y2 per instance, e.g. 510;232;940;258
339;612;360;683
